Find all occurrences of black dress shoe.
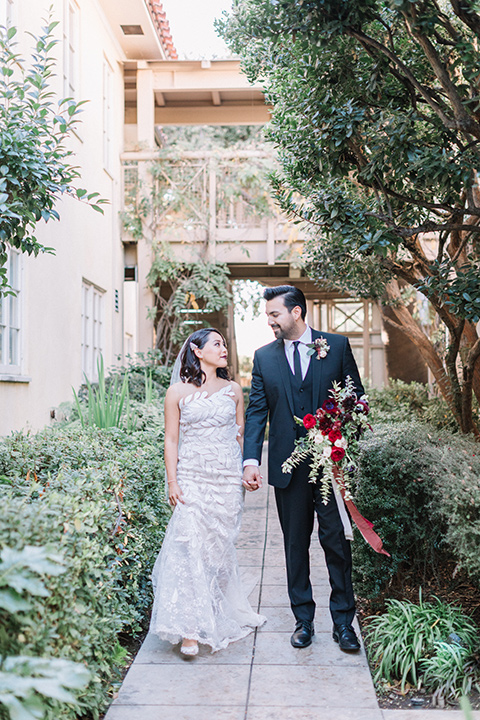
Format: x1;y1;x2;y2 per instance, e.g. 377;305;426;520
332;624;360;652
290;620;314;648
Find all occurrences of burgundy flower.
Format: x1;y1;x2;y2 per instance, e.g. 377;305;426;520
322;399;338;414
356;400;369;415
342;394;357;411
331;447;346;462
317;415;333;433
303;414;317;430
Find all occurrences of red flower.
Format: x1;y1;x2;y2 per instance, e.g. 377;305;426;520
328;429;342;443
303;414;317;430
331;447;345;462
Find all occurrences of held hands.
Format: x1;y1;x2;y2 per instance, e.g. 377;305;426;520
242;465;263;492
168;481;185;507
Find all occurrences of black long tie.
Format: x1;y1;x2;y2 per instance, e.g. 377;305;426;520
292;341;303;388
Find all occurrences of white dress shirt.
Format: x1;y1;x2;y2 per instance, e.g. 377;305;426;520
283;326;312;381
244;326;313;467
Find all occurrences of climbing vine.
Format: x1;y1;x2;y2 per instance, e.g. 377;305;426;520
147;246;232;365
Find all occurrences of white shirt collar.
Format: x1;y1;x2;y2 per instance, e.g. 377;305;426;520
284;326;312;350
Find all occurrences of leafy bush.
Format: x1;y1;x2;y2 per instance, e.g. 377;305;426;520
0;412;170;719
368;380;460;432
365;595;479;698
352;421;480;599
76;351;171;406
352;421;446;598
0;546;91;720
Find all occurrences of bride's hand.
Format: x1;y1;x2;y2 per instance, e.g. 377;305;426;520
168;481;185;507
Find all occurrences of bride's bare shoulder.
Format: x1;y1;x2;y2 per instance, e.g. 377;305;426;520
166;381;199;400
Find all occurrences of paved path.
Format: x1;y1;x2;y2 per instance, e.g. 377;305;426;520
105;481;480;720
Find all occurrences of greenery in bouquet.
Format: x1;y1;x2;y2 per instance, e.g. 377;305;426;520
282;376;371;503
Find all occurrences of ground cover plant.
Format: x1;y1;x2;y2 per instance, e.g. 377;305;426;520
365;595;480;700
0;404;170;719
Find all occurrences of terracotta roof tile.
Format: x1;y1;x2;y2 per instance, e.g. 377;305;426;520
147;0;178;60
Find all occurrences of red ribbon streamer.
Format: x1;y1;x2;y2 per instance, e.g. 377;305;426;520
334;468;390;557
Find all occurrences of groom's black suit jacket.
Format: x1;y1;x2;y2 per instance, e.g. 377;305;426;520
244;329;364;489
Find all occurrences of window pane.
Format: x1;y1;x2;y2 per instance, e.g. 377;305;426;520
9;250;19;290
333;301;364;334
9;327;18;365
9;294;18;329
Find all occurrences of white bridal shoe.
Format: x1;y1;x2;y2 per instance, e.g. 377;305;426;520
180;643;199;656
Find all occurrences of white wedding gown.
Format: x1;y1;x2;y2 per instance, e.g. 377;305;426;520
150;383;266;651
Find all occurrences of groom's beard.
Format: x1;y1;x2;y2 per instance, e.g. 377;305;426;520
271;323;297;340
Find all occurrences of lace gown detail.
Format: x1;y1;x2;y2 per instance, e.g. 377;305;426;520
150;384;266;651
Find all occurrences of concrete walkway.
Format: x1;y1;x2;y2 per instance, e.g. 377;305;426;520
105;483;480;720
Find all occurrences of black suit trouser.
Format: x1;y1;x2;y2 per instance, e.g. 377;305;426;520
274;462;355;626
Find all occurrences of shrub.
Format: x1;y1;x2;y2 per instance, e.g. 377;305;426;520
0;546;91;719
365;595;479;698
0;412;170;719
352;421;480;599
368;380;459;432
352;421;446;598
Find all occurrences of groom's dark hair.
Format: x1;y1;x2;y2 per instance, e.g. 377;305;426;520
263;285;307;320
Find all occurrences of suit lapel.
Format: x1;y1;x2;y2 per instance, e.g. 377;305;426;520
310;328;324;411
275;340;295;416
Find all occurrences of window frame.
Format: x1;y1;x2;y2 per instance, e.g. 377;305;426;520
63;0;80;102
0;247;23;377
81;279;105;382
0;0;14;27
103;57;114;174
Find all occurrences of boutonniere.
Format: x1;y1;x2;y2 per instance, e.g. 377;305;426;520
306;336;330;360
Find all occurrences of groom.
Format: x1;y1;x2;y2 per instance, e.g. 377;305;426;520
243;285;364;651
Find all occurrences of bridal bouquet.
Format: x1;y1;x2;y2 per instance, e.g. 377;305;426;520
282;375;371;504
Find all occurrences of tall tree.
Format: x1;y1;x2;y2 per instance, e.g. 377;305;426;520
219;0;480;434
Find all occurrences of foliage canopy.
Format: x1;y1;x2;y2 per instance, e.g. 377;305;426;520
0;19;106;291
219;0;480;433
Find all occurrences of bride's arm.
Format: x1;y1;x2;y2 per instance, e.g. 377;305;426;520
232;381;245;451
164;386;184;507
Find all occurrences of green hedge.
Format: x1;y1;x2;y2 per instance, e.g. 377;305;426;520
352;421;480;599
0;404;170;719
367;380;461;432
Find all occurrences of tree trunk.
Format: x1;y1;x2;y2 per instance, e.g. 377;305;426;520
383;280;463;427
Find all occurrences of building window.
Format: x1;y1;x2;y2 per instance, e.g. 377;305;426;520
0;248;22;374
103;58;114;172
0;0;14;27
63;0;79;100
81;280;105;381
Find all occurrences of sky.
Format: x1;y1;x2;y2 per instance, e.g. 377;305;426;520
161;0;233;59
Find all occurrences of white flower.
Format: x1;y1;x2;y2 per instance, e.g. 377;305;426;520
322;446;331;458
334;437;348;449
319;351;327;358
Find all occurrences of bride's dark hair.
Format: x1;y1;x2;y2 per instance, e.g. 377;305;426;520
180;328;231;387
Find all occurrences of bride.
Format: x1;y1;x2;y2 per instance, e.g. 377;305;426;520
149;327;266;655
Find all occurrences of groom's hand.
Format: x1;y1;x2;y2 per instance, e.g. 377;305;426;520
243;465;263;492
